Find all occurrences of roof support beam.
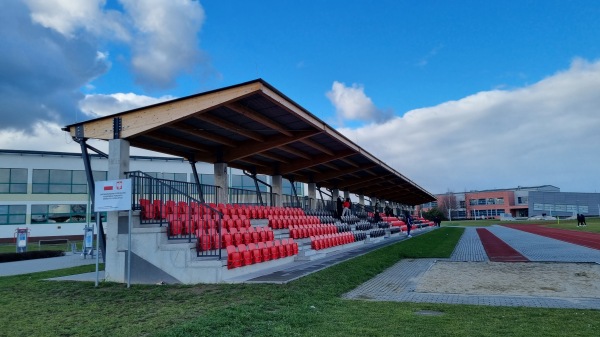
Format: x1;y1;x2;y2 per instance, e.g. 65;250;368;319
171;124;237;147
279;150;355;175
226;102;293;137
223;130;320;162
194;115;265;142
312;164;378;182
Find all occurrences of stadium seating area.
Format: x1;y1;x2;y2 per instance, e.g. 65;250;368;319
140;198;434;272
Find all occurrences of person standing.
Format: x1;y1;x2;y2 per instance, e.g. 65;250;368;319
342;198;351;217
581;214;587;227
336;197;343;220
405;213;413;238
577;214;582;227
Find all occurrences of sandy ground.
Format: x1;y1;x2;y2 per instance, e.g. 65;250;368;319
416;261;600;298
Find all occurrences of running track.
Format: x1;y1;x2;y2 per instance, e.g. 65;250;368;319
504;224;600;251
476;228;529;262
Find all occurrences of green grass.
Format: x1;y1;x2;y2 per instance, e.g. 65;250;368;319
443;217;600;233
1;227;599;337
0;240;83;254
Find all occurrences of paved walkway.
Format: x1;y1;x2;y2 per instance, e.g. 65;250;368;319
0;252;96;277
344;226;600;309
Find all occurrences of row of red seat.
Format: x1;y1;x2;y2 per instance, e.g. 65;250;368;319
140;199;306;221
222;227;275;248
227;239;298;269
268;216;322;229
169;217;249;236
140;199;213;220
289;224;339;239
310;233;355;250
218;206;304;219
195;226;275;251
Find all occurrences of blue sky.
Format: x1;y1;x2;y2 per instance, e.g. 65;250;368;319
1;0;600;194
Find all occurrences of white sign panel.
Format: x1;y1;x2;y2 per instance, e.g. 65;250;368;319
94;179;132;212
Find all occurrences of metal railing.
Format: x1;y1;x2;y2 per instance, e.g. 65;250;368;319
228;186;273;206
126;171;222;258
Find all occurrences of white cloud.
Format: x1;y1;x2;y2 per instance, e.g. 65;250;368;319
79;92;176;118
0;0;208;135
339;59;600;193
25;0;130;40
121;0;206;89
0;121;85;153
23;0;207;91
326;81;393;124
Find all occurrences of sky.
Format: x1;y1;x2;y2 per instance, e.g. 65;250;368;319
1;0;600;194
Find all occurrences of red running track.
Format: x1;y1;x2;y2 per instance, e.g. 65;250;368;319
503;224;600;251
476;228;529;262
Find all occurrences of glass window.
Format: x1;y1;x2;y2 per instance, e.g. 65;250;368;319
200;174;215;185
496;198;504;205
0;168;28;194
32;169;101;194
92;170;107;182
478;199;486;205
32;169;49;183
50;170;71;184
0;205;26;225
487;198;495;205
72;170;87;184
469;199;477;206
0;169;8;183
31;204;90;224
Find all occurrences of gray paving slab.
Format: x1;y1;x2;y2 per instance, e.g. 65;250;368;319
450;227;488;262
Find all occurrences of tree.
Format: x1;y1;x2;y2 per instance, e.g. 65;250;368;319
422;207;446;221
437;191;457;221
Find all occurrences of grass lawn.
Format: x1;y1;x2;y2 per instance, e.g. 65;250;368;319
0;240;83;254
1;227;599;337
442;217;600;233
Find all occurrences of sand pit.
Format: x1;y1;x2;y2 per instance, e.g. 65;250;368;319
416;261;600;298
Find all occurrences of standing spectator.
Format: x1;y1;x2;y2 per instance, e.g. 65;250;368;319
373;209;382;223
577;214;582;227
405;213;413;238
434;215;441;227
336;197;343;219
581;214;587;227
342;198;351;216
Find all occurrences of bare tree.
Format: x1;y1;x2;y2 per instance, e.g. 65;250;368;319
437;190;457;221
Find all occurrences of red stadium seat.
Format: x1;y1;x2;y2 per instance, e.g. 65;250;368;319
237;244;252;266
226;245;241;269
247;243;262;264
266;241;278;259
257;242;270;261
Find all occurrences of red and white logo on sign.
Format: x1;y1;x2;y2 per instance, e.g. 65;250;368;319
116;181;123;190
104;185;113;191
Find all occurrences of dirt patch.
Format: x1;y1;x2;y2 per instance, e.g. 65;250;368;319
415;261;600;298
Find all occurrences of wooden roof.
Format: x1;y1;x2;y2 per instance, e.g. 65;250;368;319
64;79;434;205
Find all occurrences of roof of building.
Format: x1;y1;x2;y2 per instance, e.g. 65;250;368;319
63;79;435;205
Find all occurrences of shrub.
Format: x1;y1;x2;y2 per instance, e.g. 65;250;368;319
0;250;65;263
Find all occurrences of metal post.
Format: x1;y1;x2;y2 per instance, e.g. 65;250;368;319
127;209;132;288
95;212;100;287
78;138;106;263
189;159;205;203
